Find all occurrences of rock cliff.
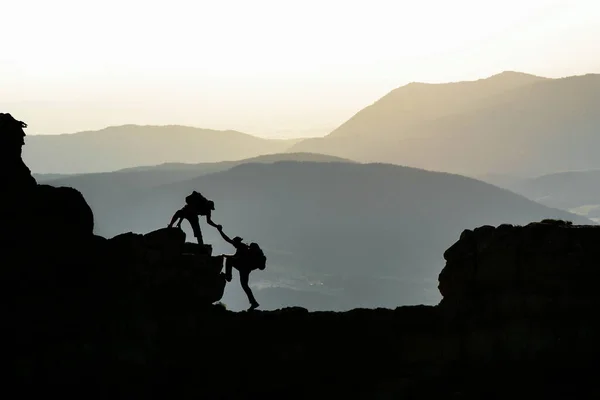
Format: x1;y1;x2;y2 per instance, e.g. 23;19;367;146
2;113;599;397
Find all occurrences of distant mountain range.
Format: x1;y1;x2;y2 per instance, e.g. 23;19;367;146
34;152;355;185
24;71;600;178
290;72;600;176
24;125;301;174
481;169;600;223
41;157;590;311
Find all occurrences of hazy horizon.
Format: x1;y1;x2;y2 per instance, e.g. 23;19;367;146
3;0;599;138
17;70;597;141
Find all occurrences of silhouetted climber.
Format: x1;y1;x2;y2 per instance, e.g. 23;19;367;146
168;191;218;246
216;226;266;310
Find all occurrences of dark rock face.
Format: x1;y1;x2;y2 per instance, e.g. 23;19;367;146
439;220;600;310
2;114;600;397
0;113;37;192
105;227;226;307
438;220;600;368
1;113;37;241
35;184;95;238
1;114;230;392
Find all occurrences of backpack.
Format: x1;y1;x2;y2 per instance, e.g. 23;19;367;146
248;243;267;270
185;191;213;216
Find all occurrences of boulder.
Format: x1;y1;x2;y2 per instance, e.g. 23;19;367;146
144;227;186;263
438;220;600;365
176;254;226;304
183;242;213;256
35;185;95;239
441;221;600;300
144;227;186;249
106;227;227;305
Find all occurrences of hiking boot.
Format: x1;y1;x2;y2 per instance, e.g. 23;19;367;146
249;301;259;311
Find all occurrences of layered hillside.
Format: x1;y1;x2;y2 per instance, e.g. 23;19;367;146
33;152;355;186
508;170;600;223
40;158;590;310
290;73;600;176
23;124;300;173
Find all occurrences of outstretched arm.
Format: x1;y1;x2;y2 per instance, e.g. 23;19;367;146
217;226;235;246
206;212;219;228
168;210;181;228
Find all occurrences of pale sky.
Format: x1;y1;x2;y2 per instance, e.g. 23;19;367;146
2;0;599;138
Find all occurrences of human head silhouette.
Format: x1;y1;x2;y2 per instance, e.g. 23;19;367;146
233;236;244;245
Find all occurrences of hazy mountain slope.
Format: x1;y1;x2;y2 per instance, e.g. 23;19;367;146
115;152;356;173
24;124;301;174
33;173;76;181
473;173;527;190
34;152;354;183
38;153;357;234
503;170;600;222
54;161;589;311
327;71;546;140
290;73;600;176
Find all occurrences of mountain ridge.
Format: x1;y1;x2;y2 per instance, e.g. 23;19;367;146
289;73;600;176
34;152;357;186
24;125;301;174
116;152;357;173
27;123;293;141
494;169;600;221
323;70;549;140
405;70;548;86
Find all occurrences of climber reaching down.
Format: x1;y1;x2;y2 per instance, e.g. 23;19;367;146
168;191;218;245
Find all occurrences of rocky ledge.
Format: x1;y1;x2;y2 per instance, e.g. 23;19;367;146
5;220;600;398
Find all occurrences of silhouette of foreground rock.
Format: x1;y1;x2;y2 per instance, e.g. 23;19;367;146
110;227;226;305
438;220;600;369
2;114;600;397
1;114;229;392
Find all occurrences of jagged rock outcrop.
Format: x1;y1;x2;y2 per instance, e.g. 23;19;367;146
0;113;37;192
438;220;600;367
1;113;38;243
439;219;600;308
1;113;225;305
1;114;230;392
36;184;95;238
107;227;226;306
1;114;94;245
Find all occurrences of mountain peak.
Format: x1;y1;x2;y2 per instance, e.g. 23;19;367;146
290;71;600;176
400;71;546;87
484;70;548;82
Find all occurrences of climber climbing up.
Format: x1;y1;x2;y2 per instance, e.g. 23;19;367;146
168;191;219;246
216;226;266;311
